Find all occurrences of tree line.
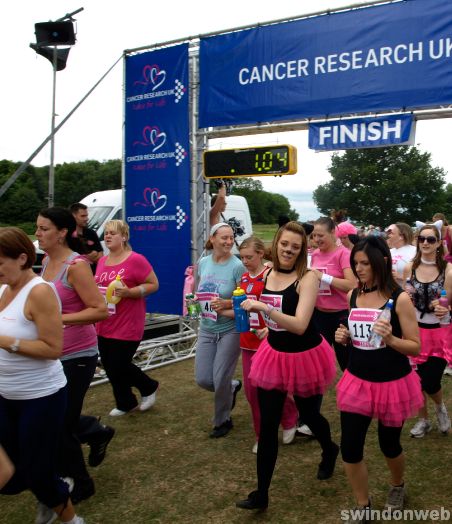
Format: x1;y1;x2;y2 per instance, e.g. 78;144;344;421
0;159;298;232
313;146;452;226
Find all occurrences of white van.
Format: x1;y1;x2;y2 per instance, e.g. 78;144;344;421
82;189;253;254
80;189;123;248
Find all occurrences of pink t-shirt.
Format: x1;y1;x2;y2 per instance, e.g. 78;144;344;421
95;252;153;341
311;246;351;310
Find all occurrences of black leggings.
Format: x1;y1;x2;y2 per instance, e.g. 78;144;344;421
340;411;403;464
257;388;334;494
416;356;447;395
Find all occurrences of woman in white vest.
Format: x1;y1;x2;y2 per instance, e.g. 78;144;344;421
0;227;86;524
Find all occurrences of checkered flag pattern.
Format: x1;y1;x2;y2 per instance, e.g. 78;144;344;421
175;206;188;229
174;142;187;166
174;79;186;103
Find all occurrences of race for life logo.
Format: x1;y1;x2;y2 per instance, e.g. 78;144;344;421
134;187;168;214
127;63;186;104
129;187;189;230
128;125;188;167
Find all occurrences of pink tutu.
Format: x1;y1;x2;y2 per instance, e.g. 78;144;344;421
336;369;424;427
249;337;336;397
410;326;445;366
441;325;452;366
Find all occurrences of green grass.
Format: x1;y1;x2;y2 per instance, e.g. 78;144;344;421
252;223;278;243
1;358;451;523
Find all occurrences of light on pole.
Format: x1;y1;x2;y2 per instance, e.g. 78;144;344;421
30;9;83;207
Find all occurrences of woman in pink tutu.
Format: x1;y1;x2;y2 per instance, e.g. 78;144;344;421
402;224;451;438
236;221;338;511
335;236;422;520
238;236;298;453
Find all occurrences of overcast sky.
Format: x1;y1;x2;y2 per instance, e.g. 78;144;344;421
1;0;451;221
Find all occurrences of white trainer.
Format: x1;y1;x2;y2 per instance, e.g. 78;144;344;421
435;403;451;434
35;503;56;524
252;441;258;454
282;426;297;444
410;418;432;438
140;391;157;411
297;424;314;437
444;366;452;376
109;408;127;417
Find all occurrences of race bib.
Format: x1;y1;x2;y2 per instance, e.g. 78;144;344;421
348;308;385;350
196;292;219;321
98;286;116;316
246;294;261;328
316;267;332;296
260;294;285;331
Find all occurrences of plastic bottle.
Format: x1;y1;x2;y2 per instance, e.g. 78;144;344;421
368;298;394;347
105;275;124;304
232;287;250;333
185;294;199;320
439;290;451;326
405;278;416;303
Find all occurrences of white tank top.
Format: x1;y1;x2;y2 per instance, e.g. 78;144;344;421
0;277;66;400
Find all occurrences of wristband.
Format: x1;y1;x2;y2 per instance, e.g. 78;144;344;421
266;304;274;314
139;285;146;297
321;273;334;285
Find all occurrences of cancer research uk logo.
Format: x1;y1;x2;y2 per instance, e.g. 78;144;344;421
127;64;186;104
129;125;187;167
131;187;189;231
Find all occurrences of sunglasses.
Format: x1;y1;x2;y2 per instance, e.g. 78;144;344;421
418;235;437;244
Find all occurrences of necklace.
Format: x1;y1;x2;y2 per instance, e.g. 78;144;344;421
360;284;378;294
421;258;436;265
278;267;295;274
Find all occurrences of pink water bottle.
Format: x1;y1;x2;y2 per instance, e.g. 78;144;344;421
439;290;450;326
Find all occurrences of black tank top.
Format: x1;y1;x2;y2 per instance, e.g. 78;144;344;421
347;287;412;382
263;272;322;353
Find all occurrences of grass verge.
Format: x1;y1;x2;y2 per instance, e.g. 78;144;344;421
1;357;451;523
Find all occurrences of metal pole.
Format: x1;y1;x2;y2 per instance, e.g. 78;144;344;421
48;46;58;207
0;54;122;200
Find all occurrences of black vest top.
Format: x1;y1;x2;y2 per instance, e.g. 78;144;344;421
347;287;412;382
263;273;322;353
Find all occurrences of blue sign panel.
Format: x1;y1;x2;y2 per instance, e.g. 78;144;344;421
199;0;452;127
125;44;190;315
309;114;414;151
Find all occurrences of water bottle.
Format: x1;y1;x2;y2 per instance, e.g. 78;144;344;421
439;290;451;326
185;294;199;320
106;275;124;304
405;278;416;303
368;298;394;347
232;287;250;333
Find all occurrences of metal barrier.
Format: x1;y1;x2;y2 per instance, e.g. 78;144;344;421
91;315;198;387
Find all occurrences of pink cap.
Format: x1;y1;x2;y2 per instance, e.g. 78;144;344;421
336;222;357;237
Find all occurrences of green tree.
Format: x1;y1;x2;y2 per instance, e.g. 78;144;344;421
444;183;452;220
313;147;447;226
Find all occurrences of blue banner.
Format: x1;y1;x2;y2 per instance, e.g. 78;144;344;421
309;114;415;151
125;44;190;315
199;0;452;127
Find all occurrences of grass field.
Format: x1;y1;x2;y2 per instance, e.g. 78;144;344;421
252;223;278;244
1;356;451;524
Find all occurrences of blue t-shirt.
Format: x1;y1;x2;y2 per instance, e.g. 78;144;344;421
197;255;245;333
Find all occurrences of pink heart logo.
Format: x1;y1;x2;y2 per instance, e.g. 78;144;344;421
143;187;167;214
148;65;166;91
149;128;166;152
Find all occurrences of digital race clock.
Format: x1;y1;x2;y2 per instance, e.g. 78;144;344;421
203;145;297;179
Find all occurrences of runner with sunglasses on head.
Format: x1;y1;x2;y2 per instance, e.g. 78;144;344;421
403;224;452;438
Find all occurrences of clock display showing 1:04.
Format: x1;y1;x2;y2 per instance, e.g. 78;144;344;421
203;145;297;178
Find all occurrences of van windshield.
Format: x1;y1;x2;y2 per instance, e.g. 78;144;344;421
87;206;114;231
